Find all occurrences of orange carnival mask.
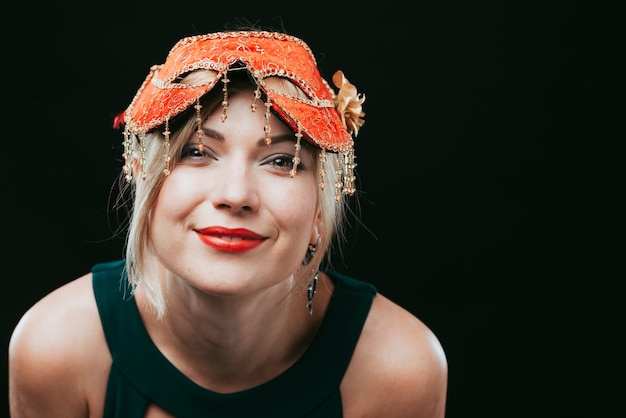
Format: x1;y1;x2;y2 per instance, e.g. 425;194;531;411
115;31;365;196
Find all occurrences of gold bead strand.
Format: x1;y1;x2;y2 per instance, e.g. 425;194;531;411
343;150;356;195
221;72;230;122
139;133;147;180
251;84;261;112
318;149;326;190
195;98;204;153
123;127;133;183
162;119;171;176
290;131;303;178
264;100;272;146
335;163;343;202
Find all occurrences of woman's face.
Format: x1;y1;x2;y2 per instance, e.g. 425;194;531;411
149;88;321;296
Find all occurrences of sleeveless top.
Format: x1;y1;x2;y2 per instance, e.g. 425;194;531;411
92;260;377;417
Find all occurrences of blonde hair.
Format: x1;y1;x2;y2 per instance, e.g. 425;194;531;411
120;69;349;317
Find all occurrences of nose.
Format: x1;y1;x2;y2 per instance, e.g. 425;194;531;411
211;160;260;214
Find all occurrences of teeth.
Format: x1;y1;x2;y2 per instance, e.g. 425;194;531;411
220;236;243;241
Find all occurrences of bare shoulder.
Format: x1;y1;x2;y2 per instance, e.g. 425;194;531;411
341;292;448;418
9;272;110;417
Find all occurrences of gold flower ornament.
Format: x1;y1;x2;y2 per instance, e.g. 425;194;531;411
332;71;366;137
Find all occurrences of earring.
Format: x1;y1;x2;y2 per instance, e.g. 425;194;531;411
303;234;321;266
305;234;321;316
307;270;318;316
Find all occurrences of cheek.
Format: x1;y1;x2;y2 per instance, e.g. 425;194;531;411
152;171;201;222
271;180;319;228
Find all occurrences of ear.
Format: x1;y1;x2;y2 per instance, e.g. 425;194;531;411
132;154;147;181
309;209;323;245
133;156;141;179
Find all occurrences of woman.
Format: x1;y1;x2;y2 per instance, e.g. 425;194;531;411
9;30;448;417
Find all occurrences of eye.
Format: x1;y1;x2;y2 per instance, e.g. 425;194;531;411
180;143;215;163
263;154;304;172
273;155;294;168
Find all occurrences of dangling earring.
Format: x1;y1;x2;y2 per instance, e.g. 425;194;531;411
305;234;321;316
307;270;318;317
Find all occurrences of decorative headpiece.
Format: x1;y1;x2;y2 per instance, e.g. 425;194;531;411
114;31;365;197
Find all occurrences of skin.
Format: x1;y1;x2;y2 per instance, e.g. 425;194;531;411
9;89;448;417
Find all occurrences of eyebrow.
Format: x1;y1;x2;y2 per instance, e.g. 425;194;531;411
201;127;298;147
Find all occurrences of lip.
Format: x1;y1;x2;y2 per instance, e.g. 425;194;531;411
195;226;266;253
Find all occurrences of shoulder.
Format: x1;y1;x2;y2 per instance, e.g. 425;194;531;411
341;292;448;418
9;272;110;416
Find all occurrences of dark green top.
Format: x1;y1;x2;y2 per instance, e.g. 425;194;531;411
92;259;376;417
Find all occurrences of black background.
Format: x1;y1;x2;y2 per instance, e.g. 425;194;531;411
3;2;624;417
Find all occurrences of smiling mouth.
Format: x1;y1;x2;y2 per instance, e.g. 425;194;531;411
218;236;243;241
196;232;265;253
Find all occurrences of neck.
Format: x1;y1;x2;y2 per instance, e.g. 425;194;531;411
135;272;329;392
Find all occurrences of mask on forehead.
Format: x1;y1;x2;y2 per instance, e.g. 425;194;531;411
122;31;364;152
116;31;365;196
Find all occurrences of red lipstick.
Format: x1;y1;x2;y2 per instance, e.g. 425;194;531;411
195;226;266;253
